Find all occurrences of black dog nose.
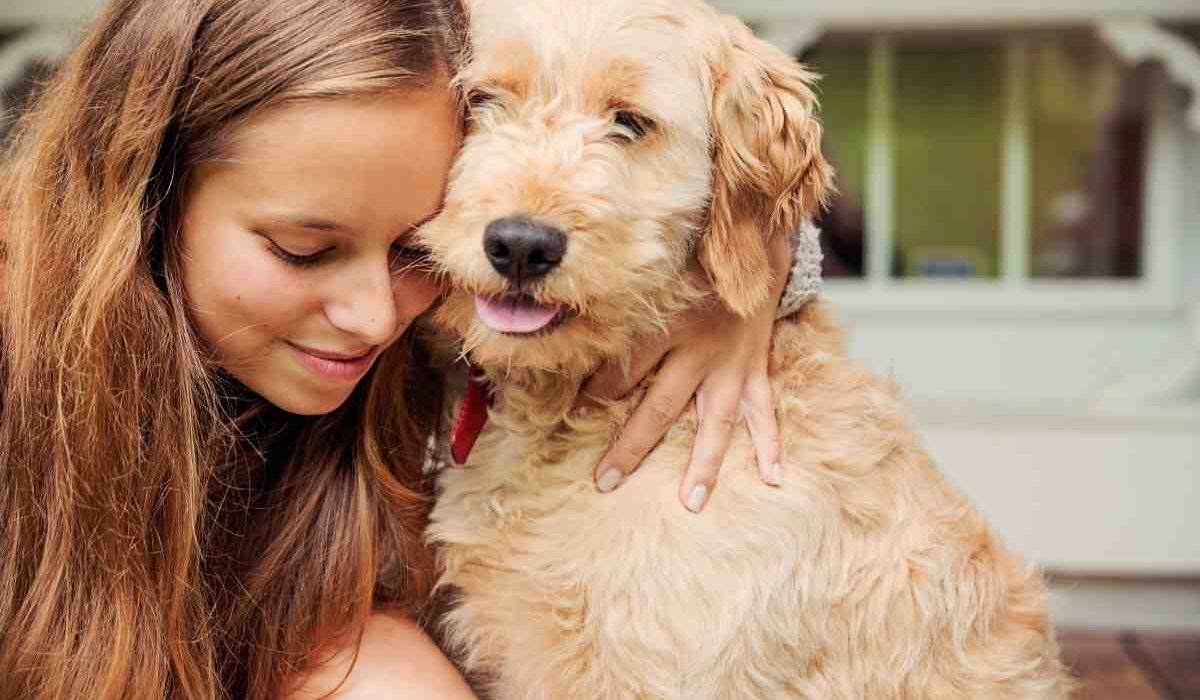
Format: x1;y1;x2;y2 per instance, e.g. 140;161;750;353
482;217;567;283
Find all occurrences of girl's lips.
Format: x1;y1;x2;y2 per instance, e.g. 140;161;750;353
287;342;380;381
474;294;563;334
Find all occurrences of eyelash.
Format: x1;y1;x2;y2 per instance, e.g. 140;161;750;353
268;242;330;268
466;87;497;111
611;110;656;143
267;241;429;271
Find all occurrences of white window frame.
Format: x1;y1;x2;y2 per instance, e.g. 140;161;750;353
719;0;1200;320
825;31;1185;320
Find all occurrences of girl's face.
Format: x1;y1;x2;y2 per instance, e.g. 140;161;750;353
180;89;460;415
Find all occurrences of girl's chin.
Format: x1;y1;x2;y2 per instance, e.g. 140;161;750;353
274;397;350;416
254;378;357;416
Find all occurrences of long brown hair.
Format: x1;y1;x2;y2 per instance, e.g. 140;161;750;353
0;0;465;697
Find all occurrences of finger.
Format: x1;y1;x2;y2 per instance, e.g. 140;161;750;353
679;378;743;513
577;333;673;408
593;354;707;493
741;374;781;486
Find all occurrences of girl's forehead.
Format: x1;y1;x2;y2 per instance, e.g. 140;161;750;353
187;89;461;235
216;86;458;154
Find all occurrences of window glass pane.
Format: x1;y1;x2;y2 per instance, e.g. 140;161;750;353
1029;33;1149;278
802;39;868;278
893;37;1004;279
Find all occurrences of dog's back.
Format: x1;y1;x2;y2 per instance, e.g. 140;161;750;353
429;303;1072;699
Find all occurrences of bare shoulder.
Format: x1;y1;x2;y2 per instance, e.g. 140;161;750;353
283;613;477;700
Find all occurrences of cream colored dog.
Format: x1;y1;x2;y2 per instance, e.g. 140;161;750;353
419;0;1073;697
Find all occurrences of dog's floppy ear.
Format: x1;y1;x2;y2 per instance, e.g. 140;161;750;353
701;16;834;317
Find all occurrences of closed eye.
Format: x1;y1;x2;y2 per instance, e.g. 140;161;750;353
466;87;499;111
267;241;332;267
611;110;656;143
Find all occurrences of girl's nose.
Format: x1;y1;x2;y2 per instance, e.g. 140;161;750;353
323;262;400;346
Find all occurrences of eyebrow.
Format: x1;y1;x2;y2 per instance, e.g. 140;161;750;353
285;217;349;233
264;208;443;236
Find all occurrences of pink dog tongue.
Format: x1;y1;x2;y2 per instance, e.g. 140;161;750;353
475;295;561;334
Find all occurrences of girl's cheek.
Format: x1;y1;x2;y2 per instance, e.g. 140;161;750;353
394;274;442;321
228;256;289;306
213;246;317;330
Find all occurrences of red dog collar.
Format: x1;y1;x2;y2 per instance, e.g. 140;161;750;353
450;366;491;466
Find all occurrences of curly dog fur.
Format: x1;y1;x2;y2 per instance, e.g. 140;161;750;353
419;0;1073;697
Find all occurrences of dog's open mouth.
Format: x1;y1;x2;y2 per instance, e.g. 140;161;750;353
474;294;566;335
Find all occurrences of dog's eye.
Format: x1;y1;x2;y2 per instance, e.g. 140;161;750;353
611;110;655;142
467;88;498;111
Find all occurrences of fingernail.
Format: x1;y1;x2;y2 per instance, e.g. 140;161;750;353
766;462;783;487
686;484;709;513
597;468;624;493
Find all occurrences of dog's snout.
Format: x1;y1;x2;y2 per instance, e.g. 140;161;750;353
483;217;567;284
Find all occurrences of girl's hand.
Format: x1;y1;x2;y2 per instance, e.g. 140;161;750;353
578;233;792;513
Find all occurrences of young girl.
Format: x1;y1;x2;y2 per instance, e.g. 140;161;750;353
0;0;817;697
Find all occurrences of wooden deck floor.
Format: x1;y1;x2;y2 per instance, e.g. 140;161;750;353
1059;631;1200;699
